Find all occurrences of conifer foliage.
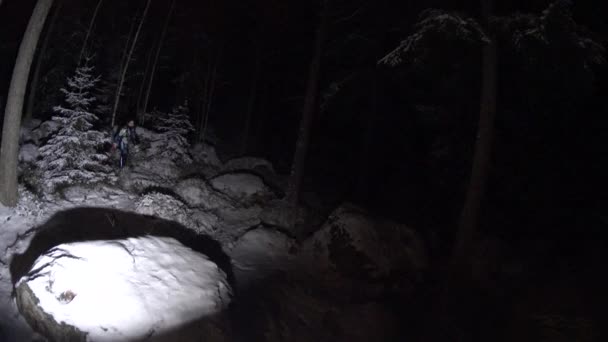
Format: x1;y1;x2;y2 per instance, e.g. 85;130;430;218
34;61;116;194
145;103;195;165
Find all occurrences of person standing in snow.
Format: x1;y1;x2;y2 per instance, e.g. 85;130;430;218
113;119;140;169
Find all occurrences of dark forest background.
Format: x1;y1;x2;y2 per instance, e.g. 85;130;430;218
2;0;608;260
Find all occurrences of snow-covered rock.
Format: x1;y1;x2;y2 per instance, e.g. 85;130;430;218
19;119;41;144
134;192;200;232
222;157;286;195
298;204;427;281
214;207;263;242
259;199;307;232
15;236;232;341
222;157;275;174
210;172;272;204
229;227;296;289
18;143;38;164
60;184;134;208
30;120;61;146
191;143;223;169
120;159;181;192
175;178;233;210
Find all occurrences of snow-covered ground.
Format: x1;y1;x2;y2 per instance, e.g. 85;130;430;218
1;119;425;341
0;120;291;341
19;236;231;341
0;188;140;341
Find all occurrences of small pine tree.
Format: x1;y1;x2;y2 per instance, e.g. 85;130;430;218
147;103;195;164
34;61;116;194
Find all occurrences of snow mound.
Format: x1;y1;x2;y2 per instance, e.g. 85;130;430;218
134;192;200;231
222;157;286;195
175;178;233;210
17;236;232;341
298;204;427;281
210;173;271;203
30;120;61;146
191;143;222;169
19;119;41;144
18;143;39;164
222;157;275;174
120;159;181;192
229;227;296;289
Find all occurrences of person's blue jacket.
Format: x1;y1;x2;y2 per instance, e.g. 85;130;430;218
113;126;139;153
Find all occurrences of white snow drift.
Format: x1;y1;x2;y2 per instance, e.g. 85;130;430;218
17;235;232;341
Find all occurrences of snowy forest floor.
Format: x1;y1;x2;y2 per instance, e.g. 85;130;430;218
1;123;606;341
0;122;427;341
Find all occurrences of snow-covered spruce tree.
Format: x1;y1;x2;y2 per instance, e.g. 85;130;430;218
34;62;116;195
147;103;195;164
379;9;490;68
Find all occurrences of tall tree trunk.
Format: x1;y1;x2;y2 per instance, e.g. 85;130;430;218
240;45;262;155
141;0;175;124
78;0;105;65
356;70;377;201
453;0;497;273
252;80;270;152
24;0;62;121
0;0;54;206
136;48;153;121
197;60;212;140
111;0;152;127
200;45;222;143
285;0;329;206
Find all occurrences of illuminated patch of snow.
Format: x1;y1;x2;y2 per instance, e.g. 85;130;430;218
19;235;231;341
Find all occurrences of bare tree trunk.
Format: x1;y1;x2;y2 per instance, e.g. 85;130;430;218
24;0;62;121
78;0;105;65
197;60;211;140
200;46;222;143
285;0;329;206
136;48;153;122
240;45;262;155
356;70;377;200
141;0;175;124
453;0;497;272
252;80;270;152
0;0;54;206
111;0;152;127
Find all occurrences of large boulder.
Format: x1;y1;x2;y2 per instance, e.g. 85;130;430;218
222;157;286;195
19;119;42;144
228;227;296;289
134;192;206;233
59;184;134;207
222;157;275;174
298;204;427;285
120;159;182;193
209;172;273;205
18;143;39;164
30;120;61;146
175;178;233;210
191;143;223;169
175;177;269;243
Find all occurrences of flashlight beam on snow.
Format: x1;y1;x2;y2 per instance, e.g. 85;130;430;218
16;235;232;341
